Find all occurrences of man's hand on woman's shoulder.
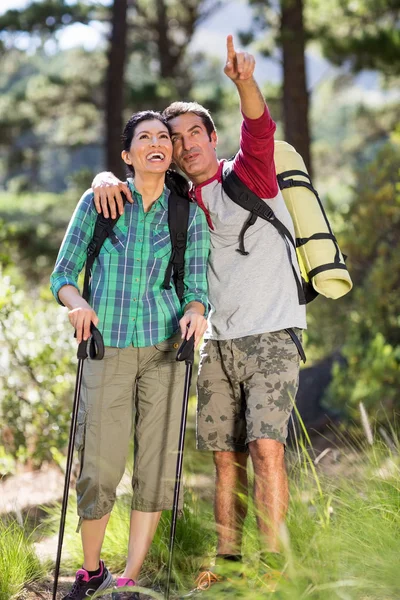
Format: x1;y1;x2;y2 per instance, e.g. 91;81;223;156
92;171;133;218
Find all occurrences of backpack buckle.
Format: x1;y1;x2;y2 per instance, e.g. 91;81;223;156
87;240;97;257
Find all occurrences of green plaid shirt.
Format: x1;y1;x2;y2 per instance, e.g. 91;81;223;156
50;182;209;347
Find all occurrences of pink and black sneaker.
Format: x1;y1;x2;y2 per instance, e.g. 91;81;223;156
112;577;140;599
62;560;113;599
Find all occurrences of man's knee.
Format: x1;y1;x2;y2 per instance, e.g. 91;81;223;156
214;450;248;483
214;450;247;469
248;438;285;470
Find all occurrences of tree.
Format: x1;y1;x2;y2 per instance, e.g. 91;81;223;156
281;0;311;175
0;0;93;36
239;0;313;174
0;47;104;190
106;0;128;178
0;0;227;186
307;0;400;78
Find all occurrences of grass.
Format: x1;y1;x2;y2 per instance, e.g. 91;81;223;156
0;517;45;600
40;403;400;600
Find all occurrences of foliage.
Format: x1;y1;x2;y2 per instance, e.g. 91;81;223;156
307;0;400;78
313;141;400;418
0;1;95;37
0;191;77;283
0;46;105;191
0;273;76;472
0;516;44;600
0;0;229;190
44;491;216;590
42;424;400;599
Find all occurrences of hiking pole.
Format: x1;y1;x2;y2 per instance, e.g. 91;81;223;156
52;325;104;600
165;333;195;600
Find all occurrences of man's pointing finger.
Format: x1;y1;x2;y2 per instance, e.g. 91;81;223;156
226;34;235;63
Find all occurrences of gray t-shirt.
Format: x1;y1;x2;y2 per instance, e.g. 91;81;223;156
200;174;307;340
192;109;306;340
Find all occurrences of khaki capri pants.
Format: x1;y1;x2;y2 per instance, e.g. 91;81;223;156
75;331;185;520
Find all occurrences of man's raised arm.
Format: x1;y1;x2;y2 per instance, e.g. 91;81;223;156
224;34;278;200
224;34;266;120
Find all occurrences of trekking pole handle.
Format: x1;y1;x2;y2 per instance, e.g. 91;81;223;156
76;324;105;361
176;333;195;365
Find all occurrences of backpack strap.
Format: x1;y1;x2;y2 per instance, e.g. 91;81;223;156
82;193;128;302
163;192;190;303
221;162;306;305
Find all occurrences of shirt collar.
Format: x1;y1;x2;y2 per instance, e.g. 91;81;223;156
127;178;169;211
192;160;224;191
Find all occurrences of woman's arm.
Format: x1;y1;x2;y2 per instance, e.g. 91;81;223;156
58;285;99;344
50;189;99;341
179;204;210;347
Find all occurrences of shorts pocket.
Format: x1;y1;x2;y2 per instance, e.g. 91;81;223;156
285;328;306;363
273;328;306;363
83;347;119;389
152;225;172;259
155;332;184;386
154;331;181;353
75;407;87;453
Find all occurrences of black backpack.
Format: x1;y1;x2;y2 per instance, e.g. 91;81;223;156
82;191;189;303
221;162;347;305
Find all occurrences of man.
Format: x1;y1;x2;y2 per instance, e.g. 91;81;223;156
93;36;306;592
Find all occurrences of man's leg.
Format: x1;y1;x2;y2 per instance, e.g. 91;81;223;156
214;451;248;555
196;339;248;588
236;330;302;561
248;439;287;553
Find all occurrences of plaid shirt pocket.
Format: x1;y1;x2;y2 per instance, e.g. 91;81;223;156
153;225;172;259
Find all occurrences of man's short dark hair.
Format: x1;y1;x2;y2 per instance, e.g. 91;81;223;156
163;102;216;140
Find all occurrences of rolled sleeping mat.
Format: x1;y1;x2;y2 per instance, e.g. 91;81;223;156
274;140;353;300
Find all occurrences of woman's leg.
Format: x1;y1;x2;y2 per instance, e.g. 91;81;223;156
122;511;161;580
77;347;138;568
123;333;185;581
81;514;111;570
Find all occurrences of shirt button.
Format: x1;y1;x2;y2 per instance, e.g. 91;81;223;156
138;238;142;242
135;278;139;282
136;258;140;262
133;298;137;302
173;343;179;349
132;318;135;321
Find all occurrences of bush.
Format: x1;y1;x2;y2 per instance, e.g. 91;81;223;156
0;272;76;472
0;190;77;284
0;517;44;600
309;141;400;419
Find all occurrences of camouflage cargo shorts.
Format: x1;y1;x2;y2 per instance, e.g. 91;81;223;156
196;329;304;451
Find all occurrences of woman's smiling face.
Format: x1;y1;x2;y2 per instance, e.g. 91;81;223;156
121;119;173;175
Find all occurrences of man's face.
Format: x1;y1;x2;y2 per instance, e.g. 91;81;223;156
169;113;219;185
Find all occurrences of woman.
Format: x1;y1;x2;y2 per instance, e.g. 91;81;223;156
50;111;210;600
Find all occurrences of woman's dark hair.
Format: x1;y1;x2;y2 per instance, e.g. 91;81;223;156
121;110;190;199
